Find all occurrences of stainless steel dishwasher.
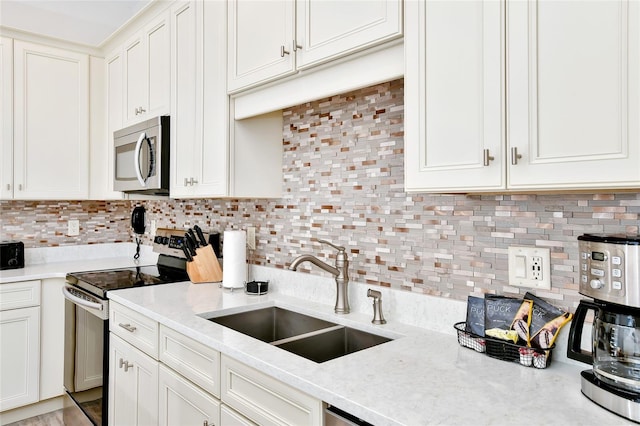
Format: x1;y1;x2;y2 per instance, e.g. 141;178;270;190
325;405;373;426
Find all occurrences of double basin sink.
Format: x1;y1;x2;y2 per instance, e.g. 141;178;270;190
206;307;393;363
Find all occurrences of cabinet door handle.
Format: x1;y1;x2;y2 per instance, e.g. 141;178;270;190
483;149;494;166
280;45;290;57
118;323;137;333
511;147;523;165
18;184;22;191
6;184;10;190
119;358;134;372
293;40;302;51
203;421;208;426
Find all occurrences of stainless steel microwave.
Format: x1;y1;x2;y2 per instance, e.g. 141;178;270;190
114;116;170;195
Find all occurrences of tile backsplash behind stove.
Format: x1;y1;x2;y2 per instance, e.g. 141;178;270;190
1;79;638;312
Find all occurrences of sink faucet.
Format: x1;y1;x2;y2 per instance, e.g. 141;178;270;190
289;239;350;314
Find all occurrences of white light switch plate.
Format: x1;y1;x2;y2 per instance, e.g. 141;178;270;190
67;219;80;236
508;246;551;290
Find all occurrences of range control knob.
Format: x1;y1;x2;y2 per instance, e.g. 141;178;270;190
162;237;169;245
154;236;163;244
590;279;604;289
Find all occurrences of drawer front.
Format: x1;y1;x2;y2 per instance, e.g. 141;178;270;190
221;355;322;426
159;325;220;397
109;302;158;359
0;280;40;311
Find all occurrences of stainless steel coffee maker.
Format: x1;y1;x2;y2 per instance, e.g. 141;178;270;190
568;233;640;422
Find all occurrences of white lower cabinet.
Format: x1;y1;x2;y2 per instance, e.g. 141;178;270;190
158;364;219;426
108;334;159;426
0;306;40;411
220;355;322;426
0;280;41;412
108;302;321;426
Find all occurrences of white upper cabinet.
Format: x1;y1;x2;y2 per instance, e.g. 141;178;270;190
227;0;402;93
295;0;402;69
0;37;13;200
170;0;228;198
404;0;504;192
123;11;170;125
227;0;296;92
171;1;281;199
507;0;640;190
11;40;89;199
405;0;640;193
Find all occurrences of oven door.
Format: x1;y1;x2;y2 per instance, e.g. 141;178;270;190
63;285;109;426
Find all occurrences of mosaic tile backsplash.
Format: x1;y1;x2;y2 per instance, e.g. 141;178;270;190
1;78;639;312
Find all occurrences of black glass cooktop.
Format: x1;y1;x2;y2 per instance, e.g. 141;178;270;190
67;264;189;299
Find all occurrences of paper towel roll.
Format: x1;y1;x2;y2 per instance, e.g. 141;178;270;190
222;230;247;289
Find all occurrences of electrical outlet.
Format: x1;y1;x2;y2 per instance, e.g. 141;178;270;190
531;256;543;280
247;226;256;250
150;220;157;235
508;246;551;290
67;219;80;236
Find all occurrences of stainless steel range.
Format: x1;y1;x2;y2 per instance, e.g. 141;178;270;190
61;228;211;426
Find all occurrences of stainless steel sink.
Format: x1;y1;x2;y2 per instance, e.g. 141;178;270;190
206;306;393;363
276;326;392;363
208;307;338;343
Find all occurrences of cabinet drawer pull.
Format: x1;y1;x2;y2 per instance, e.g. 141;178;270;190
118;323;137;333
119;358;133;372
280;45;290;57
483;149;494;166
511;147;522;165
203;421;208;426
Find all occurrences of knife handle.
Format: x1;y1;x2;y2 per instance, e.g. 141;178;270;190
187;229;199;248
194;225;208;246
181;243;193;261
184;234;197;256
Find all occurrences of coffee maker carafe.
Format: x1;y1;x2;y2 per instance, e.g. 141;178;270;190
568;234;640;422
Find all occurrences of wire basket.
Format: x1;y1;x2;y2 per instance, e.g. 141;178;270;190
454;322;553;369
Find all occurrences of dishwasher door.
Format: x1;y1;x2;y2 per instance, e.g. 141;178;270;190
324;405;373;426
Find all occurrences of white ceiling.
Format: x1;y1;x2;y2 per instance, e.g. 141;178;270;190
1;0;152;47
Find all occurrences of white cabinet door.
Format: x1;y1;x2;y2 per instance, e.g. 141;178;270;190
13;40;89;199
0;37;12;200
40;278;65;400
158;365;220;426
170;0;228;198
108;334;158;426
124;12;170;125
221;404;256;426
0;306;40;411
507;0;640;190
95;48;125;200
296;0;402;69
404;0;504;192
227;0;295;92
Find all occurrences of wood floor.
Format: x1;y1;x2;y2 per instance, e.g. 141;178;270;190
5;409;65;426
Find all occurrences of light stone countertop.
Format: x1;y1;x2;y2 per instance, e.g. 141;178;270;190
108;280;631;426
0;244;630;425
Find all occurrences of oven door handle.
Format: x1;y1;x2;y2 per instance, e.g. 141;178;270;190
62;285;104;311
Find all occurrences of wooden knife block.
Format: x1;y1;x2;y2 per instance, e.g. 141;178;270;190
186;245;223;283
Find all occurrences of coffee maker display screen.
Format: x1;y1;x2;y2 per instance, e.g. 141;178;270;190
592;251;606;262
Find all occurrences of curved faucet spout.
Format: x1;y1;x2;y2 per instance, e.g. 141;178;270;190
288;240;350;314
289;254;340;277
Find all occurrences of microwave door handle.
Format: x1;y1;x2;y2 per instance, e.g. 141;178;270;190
133;132;147;187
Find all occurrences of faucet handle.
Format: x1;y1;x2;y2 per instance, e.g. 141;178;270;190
317;239;345;252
